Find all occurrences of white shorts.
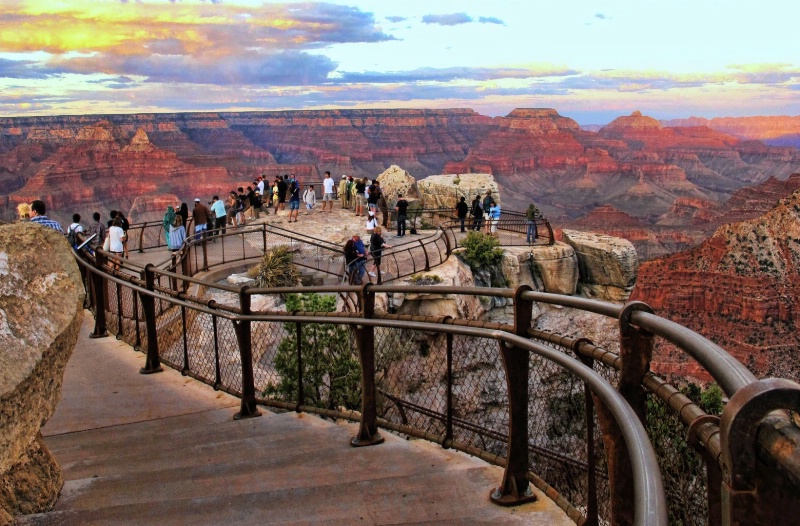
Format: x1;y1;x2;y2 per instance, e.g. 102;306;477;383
322;193;334;202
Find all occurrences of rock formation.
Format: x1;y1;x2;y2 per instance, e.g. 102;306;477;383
631;187;800;381
0;223;84;523
415;173;499;209
2;108;799;265
562;230;638;302
374;165;420;200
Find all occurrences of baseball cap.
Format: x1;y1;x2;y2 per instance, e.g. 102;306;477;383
194;198;201;202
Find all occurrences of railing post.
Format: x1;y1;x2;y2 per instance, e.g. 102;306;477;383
296;321;304;412
720;378;800;526
598;301;654;525
688;415;723;526
139;264;163;374
575;340;599;526
89;251;109;338
491;285;536;506
351;283;384;447
202;234;209;271
233;286;261;420
180;250;190;292
138;222;145;253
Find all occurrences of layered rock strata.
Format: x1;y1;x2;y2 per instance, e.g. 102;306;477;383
0;223;84;523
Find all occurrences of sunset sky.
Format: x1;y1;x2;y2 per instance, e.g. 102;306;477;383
1;0;798;124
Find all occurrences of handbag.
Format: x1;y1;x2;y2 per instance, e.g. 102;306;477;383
102;234;110;251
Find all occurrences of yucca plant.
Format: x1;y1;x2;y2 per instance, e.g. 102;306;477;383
248;245;301;288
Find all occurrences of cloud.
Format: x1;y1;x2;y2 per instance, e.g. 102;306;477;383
386;16;406;23
0;57;62;79
478;16;505;25
421;13;473;26
594;13;607;20
52;50;338;86
338;65;578;84
0;2;396;57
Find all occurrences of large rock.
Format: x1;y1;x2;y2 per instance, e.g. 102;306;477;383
529;242;579;295
0;223;84;523
416;173;499;209
562;229;638;302
375;165;420;201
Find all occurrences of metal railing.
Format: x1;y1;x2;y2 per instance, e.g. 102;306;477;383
73;236;800;526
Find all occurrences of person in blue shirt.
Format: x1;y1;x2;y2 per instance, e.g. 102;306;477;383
489;203;501;235
29;200;64;233
210;196;227;236
343;233;368;284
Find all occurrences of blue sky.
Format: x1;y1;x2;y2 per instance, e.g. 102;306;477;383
1;0;798;123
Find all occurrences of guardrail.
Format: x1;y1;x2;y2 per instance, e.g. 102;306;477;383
73;238;800;526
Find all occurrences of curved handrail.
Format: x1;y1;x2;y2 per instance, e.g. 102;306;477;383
73;253;667;526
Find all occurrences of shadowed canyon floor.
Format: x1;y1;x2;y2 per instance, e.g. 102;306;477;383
18;313;571;525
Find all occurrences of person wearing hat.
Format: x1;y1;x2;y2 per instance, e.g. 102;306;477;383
192;197;211;240
365;210;378;236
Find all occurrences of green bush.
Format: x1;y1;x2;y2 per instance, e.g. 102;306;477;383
248;245;300;288
458;231;504;269
264;293;361;411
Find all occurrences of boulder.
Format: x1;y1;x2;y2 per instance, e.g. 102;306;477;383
529;242;579;295
375;165;420;201
562;229;638;302
0;223;84;522
416;173;499;209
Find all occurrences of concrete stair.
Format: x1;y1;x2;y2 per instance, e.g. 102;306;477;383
17;313;572;526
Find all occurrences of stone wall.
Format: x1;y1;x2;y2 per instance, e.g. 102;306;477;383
0;223;84;524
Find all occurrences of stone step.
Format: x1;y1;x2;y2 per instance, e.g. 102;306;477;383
20;411;570;526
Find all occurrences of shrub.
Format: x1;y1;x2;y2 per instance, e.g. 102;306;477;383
248;245;300;288
409;273;443;285
458;231;504;269
264;293;361;411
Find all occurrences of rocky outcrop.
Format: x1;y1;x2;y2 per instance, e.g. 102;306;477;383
374;165;420;200
0;223;84;523
562;230;638;302
632;187;800;380
416;173;498;209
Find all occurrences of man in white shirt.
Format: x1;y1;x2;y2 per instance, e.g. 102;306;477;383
256;177;265;196
321;171;335;212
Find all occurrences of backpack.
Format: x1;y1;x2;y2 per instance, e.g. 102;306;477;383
67;225;80;247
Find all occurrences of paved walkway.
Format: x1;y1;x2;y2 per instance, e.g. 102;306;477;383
18;312;572;525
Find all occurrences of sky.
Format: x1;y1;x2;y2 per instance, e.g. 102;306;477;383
1;0;799;124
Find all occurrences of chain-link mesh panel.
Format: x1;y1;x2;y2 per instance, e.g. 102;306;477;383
155;303;185;369
252;319;290;400
116;283;139;347
183;310;219;385
104;280;120;336
646;393;708;526
216;319;244;394
375;327;449;438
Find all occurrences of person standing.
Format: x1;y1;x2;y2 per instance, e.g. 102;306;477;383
246;186;256;219
162;205;176;246
252;191;264;219
256;176;266;197
343;233;368;284
395;193;408;237
168;214;186;252
321;171;335;212
88;212;106;247
303;184;317;214
115;210;130;258
67;213;84;248
378;193;389;229
368;226;391;278
488;202;501;235
178;202;189;230
192;198;211;240
354;178;366;217
107;216;126;269
338;175;348;209
210;196;227;235
365;211;378;236
526;203;539;244
287;181;301;222
455;196;469;233
471;195;483;231
277;175;288;212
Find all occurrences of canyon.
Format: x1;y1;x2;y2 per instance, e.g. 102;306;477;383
2;109;800;263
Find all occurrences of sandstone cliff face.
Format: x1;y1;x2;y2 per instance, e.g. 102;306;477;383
664;115;800;147
0;223;84;522
2;108;799;264
631;188;800;381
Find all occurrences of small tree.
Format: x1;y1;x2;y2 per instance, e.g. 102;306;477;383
264;293;361;411
458;231;504;269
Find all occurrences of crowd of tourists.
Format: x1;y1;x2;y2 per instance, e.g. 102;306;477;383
20;173;543;280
